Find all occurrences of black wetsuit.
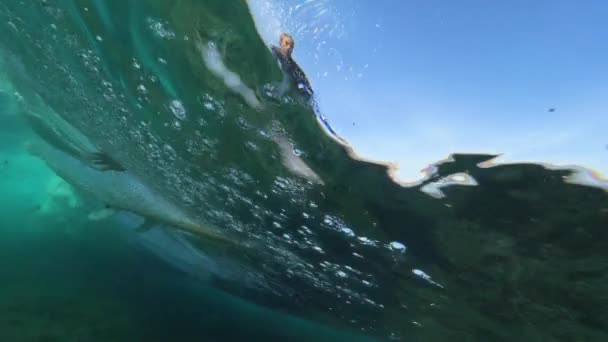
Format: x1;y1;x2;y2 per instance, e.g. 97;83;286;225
271;45;314;102
271;45;342;139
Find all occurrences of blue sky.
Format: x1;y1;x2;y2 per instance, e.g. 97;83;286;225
248;0;608;187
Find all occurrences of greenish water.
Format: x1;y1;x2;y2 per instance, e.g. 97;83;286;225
0;122;376;342
0;1;607;341
0;218;376;342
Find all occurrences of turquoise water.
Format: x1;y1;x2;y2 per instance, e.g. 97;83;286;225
1;1;607;341
0;122;376;342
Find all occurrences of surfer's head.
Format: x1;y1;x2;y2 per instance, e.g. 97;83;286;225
279;33;294;57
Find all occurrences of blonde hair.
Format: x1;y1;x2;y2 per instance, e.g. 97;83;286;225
280;33;294;48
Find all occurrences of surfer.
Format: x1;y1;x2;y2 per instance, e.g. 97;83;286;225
271;33;314;102
271;33;343;140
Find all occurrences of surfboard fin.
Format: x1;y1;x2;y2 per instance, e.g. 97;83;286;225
89;151;127;172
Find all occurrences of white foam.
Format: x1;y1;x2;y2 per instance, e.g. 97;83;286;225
196;41;261;109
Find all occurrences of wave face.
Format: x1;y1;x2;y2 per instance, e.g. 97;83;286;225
1;1;607;341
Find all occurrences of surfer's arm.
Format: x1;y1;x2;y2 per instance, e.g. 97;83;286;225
298;77;314;100
292;64;314;100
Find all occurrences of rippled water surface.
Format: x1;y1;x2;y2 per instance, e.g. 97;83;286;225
0;1;607;341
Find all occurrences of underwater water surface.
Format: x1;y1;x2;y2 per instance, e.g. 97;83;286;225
0;1;607;341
